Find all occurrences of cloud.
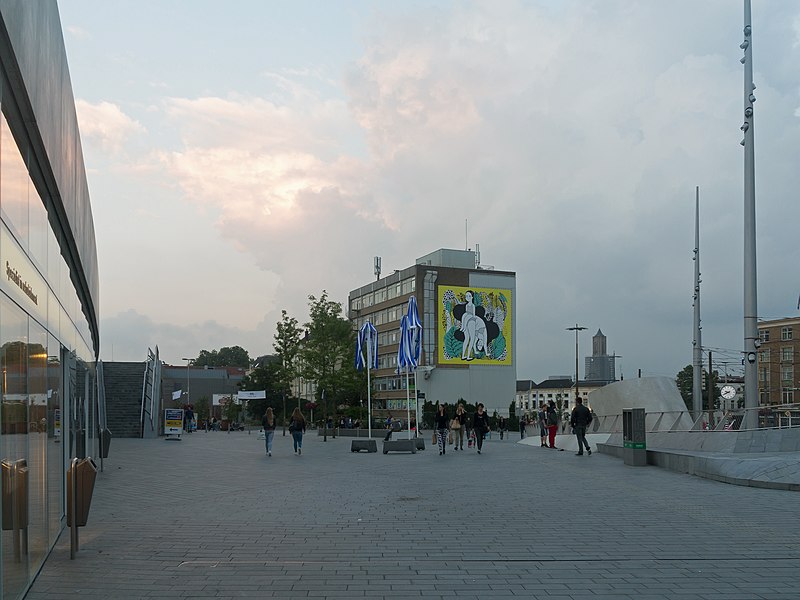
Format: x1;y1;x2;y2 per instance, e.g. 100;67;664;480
88;2;800;380
75;100;145;152
101;309;277;364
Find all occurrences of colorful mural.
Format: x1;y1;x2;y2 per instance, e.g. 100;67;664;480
438;286;512;365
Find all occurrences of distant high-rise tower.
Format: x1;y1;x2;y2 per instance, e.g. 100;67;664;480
585;329;616;383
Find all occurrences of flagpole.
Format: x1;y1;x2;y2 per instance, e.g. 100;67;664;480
405;369;411;440
414;371;420;438
367;337;373;439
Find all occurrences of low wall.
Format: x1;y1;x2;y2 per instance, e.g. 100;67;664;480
604;427;800;453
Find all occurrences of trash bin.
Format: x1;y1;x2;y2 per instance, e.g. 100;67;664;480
100;428;112;458
1;459;28;530
67;457;97;527
622;408;646;466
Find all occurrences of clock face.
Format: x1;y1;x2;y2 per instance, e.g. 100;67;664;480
721;385;737;400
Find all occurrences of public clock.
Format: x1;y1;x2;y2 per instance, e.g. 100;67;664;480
721;385;737;400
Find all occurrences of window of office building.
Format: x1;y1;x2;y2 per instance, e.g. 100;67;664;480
759;329;770;343
781;347;793;362
759;367;769;383
781;326;793;341
782;388;794;404
781;365;793;382
760;349;770;363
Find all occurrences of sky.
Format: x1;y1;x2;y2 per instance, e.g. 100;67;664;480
57;1;800;382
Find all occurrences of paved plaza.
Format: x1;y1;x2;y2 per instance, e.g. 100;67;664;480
25;429;800;599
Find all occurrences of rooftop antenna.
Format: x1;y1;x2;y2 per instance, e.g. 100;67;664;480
374;256;381;281
465;219;468;251
475;243;481;268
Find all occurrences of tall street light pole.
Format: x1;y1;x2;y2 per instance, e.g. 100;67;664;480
567;325;587;405
181;357;193;405
741;0;759;429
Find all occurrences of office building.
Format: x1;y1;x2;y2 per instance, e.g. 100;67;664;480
349;249;516;423
757;317;800;405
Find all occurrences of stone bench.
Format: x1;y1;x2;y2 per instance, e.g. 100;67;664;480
351;439;378;453
383;439;417;454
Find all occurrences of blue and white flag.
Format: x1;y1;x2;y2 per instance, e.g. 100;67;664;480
406;296;422;366
355;321;378;371
397;315;416;371
172;389;182;401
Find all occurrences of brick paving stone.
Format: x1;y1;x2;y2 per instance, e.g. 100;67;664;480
23;432;800;599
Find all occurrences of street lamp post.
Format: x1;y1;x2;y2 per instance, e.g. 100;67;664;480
181;358;193;404
181;357;193;433
566;325;587;405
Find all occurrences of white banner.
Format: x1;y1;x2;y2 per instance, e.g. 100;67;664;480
237;390;266;400
172;390;182;400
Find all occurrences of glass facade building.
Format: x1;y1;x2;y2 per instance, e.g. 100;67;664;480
0;2;100;598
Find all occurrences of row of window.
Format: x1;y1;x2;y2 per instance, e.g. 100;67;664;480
350;277;416;312
759;348;798;362
759;366;795;382
353;303;407;329
759;326;794;342
759;390;795;403
373;376;412;392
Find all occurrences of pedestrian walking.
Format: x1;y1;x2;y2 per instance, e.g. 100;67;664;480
546;401;559;449
288;407;306;455
520;415;526;439
570;397;593;456
261;407;276;456
473;403;490;454
452;403;467;450
434;404;449;455
498;416;506;440
384;412;394;441
538;405;547;447
184;404;194;433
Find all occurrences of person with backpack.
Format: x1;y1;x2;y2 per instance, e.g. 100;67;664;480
570;397;593;456
545;401;559;449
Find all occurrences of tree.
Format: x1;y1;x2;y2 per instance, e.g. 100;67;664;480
676;364;722;412
274;310;302;426
238;358;283;419
193;346;250;368
676;365;694;410
299;291;361;424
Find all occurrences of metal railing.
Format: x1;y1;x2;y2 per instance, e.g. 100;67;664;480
585;404;800;434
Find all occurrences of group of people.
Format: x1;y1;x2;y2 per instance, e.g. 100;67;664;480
433;402;491;455
535;398;593;455
261;407;307;456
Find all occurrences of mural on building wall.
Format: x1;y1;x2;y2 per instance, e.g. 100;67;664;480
438;286;512;365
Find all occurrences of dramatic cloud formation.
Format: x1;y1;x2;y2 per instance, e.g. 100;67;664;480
62;1;800;379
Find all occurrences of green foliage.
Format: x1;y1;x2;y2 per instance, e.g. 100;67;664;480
193;346;250;368
239;359;284;419
676;364;721;412
274;310;302;394
299;291;363;417
490;334;506;360
676;365;693;410
193;397;211;421
443;327;462;360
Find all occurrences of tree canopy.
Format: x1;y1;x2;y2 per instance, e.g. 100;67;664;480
192;346;250;368
299;291;363;416
676;364;721;412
